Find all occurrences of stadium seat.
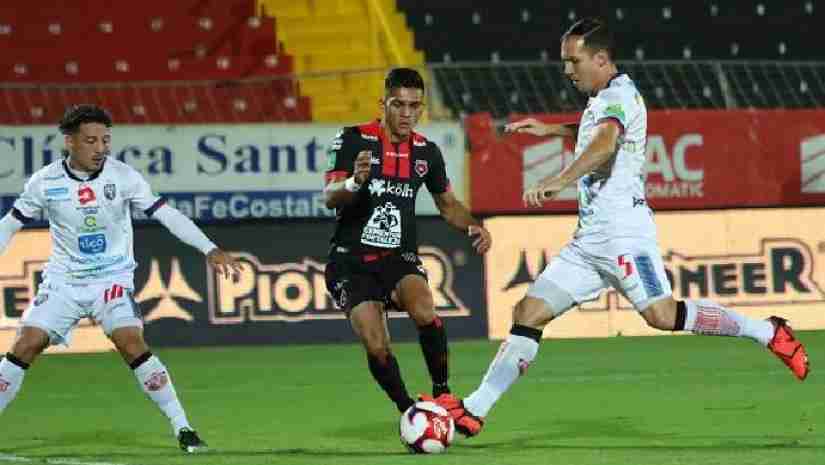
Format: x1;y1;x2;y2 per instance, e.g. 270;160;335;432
0;0;310;123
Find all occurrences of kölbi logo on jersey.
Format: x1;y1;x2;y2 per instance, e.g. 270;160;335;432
368;179;414;198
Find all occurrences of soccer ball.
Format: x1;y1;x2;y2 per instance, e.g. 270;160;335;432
399;401;455;454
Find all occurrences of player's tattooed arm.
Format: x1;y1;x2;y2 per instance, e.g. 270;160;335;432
433;191;492;254
324;150;372;209
505;118;579;139
523;121;620;207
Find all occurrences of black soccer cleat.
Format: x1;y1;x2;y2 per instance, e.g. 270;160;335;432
178;428;207;453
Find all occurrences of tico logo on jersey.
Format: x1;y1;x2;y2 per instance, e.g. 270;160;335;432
78;233;107;254
78;186;96;205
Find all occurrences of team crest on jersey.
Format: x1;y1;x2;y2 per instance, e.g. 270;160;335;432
104;183;116;201
414;160;429;177
78;186;96;205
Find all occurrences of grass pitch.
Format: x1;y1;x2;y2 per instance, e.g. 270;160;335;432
1;331;822;465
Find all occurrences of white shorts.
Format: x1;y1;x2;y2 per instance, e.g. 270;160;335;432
20;274;142;346
527;237;672;315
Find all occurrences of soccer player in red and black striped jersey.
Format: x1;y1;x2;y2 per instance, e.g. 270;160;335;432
324;68;491;414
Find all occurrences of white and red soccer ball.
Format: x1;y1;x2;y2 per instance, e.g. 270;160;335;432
399;401;455;454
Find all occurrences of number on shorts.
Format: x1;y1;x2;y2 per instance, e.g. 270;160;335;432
618;255;634;278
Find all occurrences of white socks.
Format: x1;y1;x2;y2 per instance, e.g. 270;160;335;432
464;332;539;418
132;354;191;435
0;355;26;413
683;299;774;346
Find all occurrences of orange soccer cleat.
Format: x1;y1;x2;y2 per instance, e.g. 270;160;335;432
767;316;809;381
420;393;485;437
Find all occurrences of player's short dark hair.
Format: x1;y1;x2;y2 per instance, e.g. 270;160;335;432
58;104;112;135
384;68;425;95
562;17;615;60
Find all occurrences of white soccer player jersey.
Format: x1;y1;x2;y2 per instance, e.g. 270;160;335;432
573;73;655;242
12;158;163;283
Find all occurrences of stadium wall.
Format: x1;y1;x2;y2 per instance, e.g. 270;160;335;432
0;122;468;220
0;218;487;353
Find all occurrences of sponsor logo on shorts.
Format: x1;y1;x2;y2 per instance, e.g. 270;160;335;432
0;378;10;392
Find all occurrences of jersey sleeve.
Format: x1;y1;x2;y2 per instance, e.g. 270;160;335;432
425;144;451;195
12;174;45;223
591;89;629;135
324;127;361;184
127;169;165;216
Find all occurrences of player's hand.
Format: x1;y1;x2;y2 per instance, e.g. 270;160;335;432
353;151;372;185
523;179;564;208
207;248;242;282
468;225;492;254
504;118;551;137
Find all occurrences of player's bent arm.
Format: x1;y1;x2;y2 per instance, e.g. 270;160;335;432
0;213;25;256
548;123;580;139
324;175;360;209
433;191;480;232
552;121;620;188
152;204;217;255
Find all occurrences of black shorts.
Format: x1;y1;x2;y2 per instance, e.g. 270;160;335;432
325;249;427;316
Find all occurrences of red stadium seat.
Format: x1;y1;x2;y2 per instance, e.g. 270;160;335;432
0;0;307;123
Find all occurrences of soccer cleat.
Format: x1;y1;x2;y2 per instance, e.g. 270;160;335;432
420;393;485;437
177;428;208;453
767;316;809;381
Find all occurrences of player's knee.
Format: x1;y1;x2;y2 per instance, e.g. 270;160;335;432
407;297;436;326
113;335;149;361
640;300;676;330
512;297;554;328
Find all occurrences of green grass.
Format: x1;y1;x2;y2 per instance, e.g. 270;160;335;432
1;331;823;465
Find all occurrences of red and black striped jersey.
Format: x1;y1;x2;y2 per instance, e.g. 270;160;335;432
324;120;450;253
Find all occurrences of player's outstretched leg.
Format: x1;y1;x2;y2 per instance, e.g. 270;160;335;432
430;296;553;437
645;298;809;380
351;302;415;413
111;327;206;453
0;327;49;414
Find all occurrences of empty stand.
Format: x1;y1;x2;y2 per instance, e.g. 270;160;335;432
0;0;309;123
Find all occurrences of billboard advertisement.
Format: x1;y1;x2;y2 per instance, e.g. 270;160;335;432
484;208;825;339
0;123;466;220
0;217;487;353
468;110;825;213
